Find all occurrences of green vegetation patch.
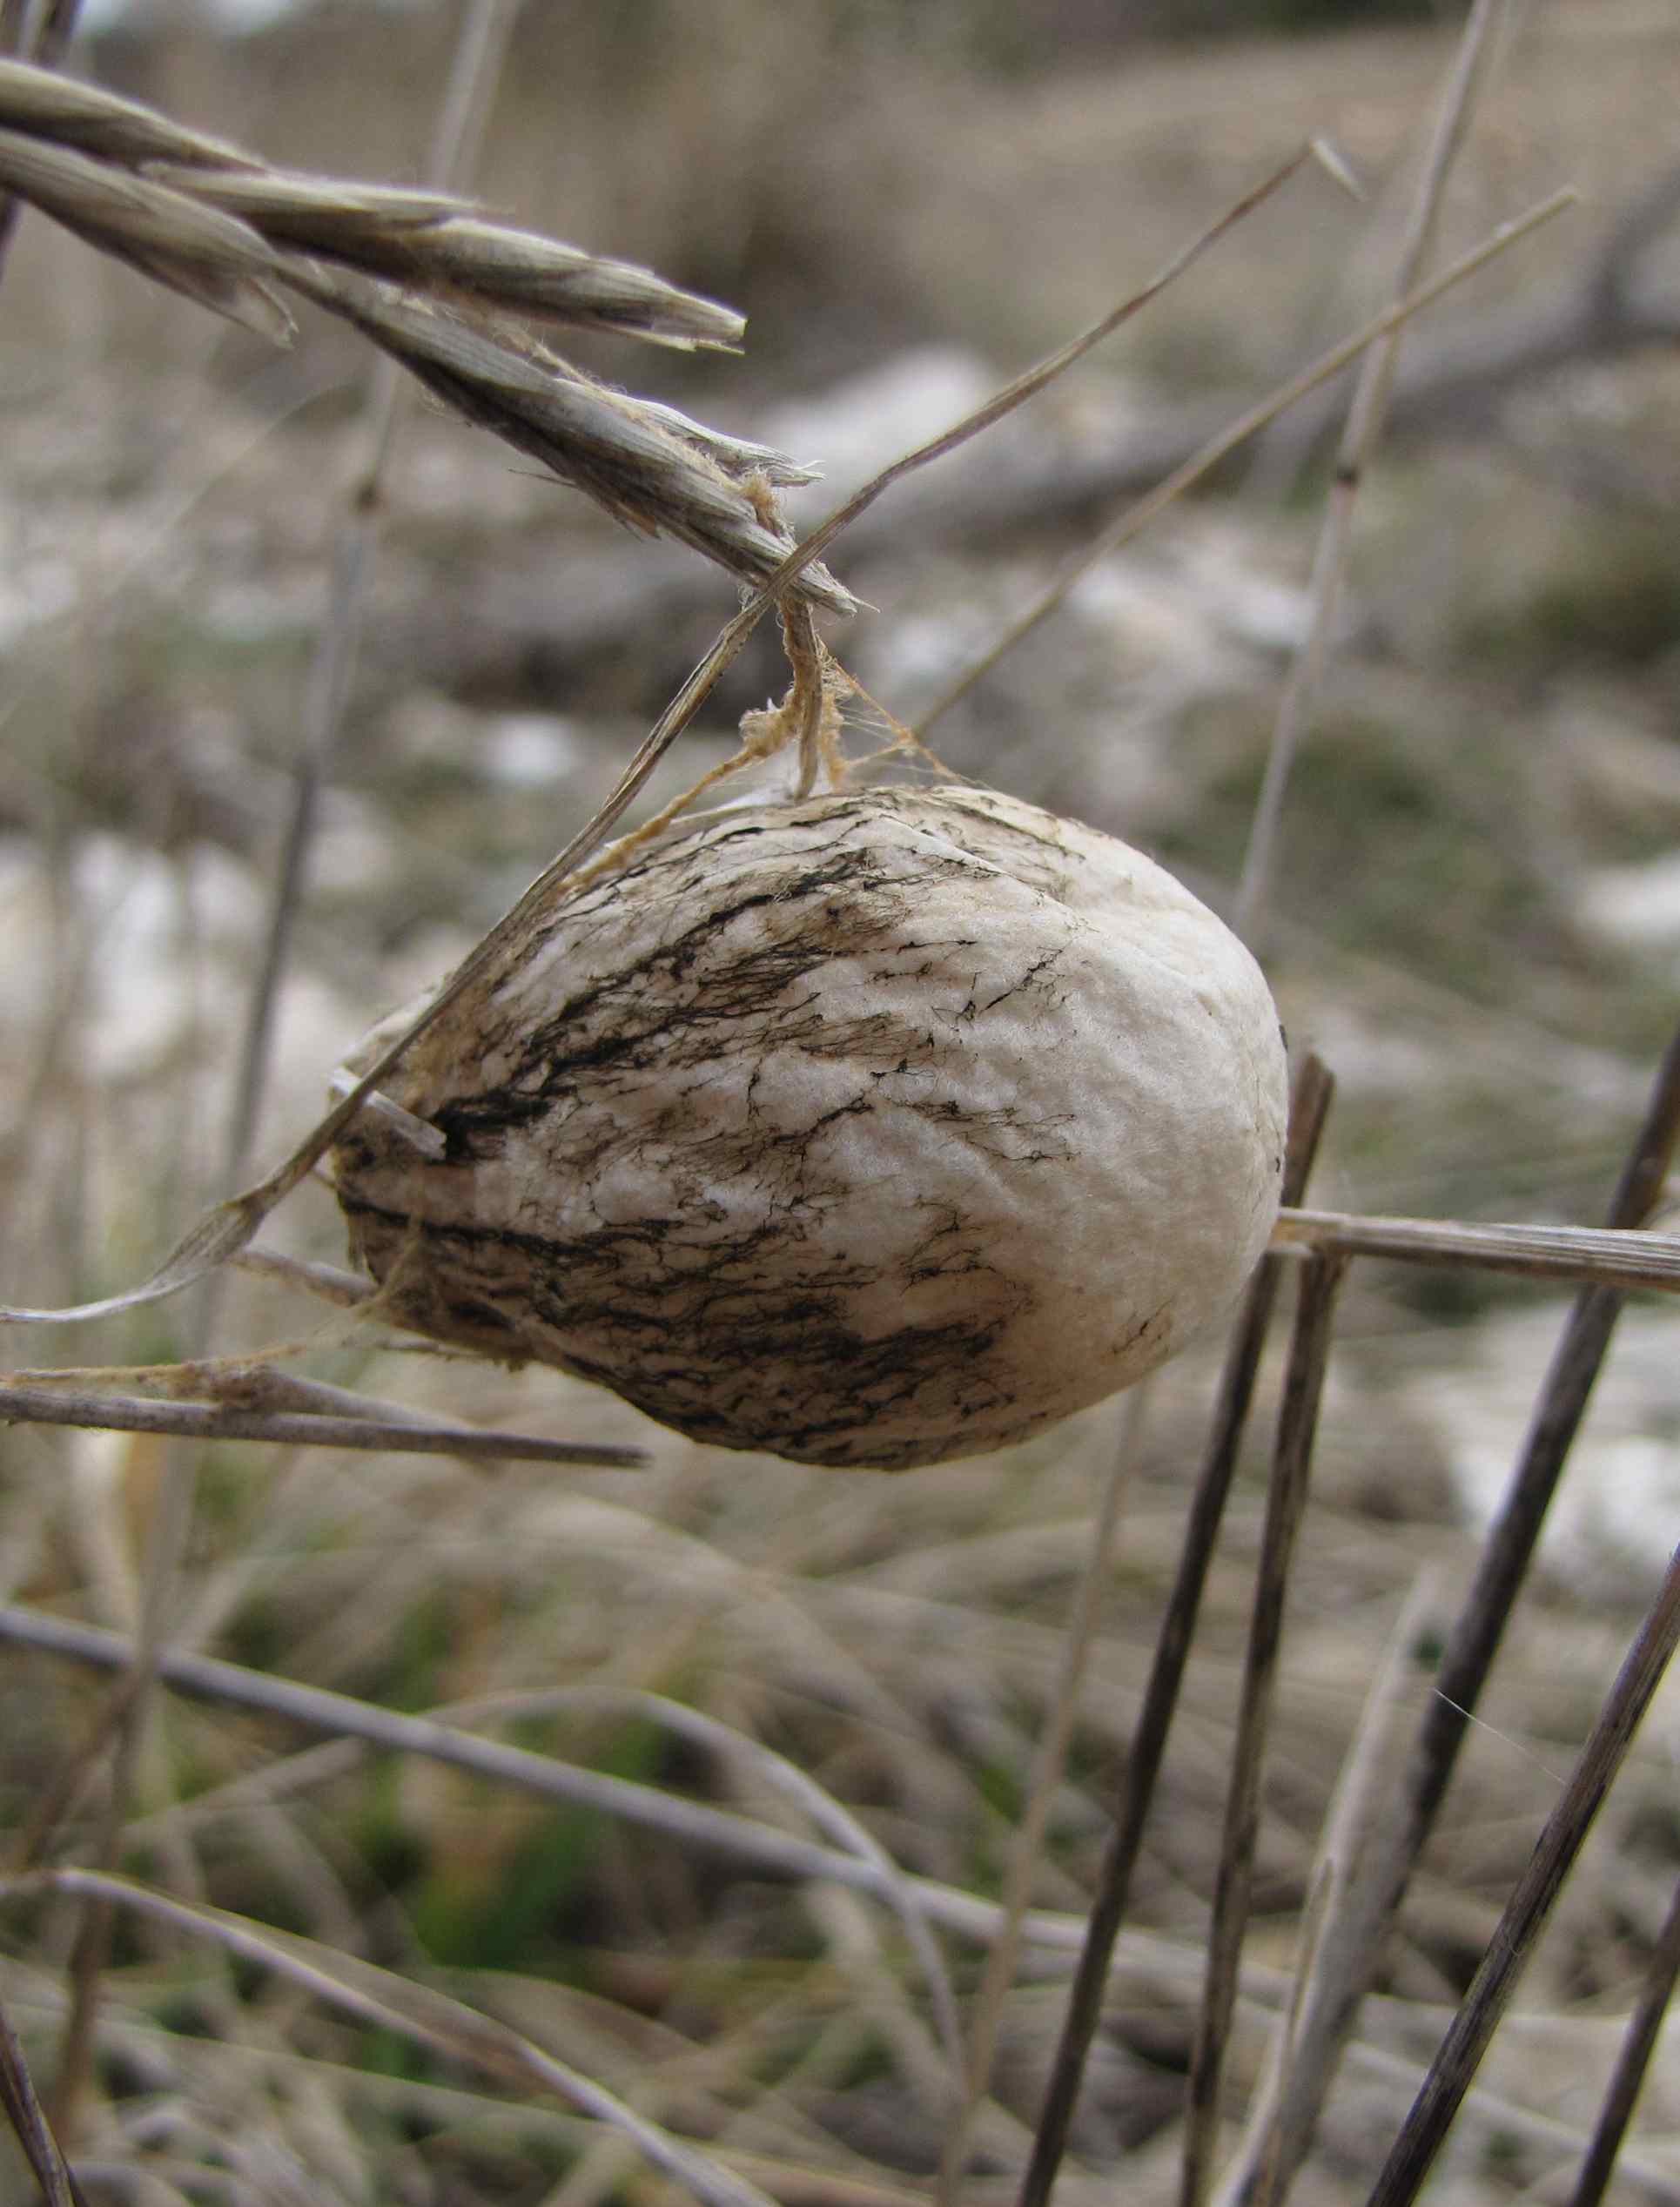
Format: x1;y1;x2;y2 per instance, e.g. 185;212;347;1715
1457;513;1680;671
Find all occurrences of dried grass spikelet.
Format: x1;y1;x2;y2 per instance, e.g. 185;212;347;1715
332;786;1288;1470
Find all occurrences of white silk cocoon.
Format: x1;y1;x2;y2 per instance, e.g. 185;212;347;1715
333;785;1289;1468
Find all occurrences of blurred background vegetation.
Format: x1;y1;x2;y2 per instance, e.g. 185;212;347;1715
2;2;1679;2200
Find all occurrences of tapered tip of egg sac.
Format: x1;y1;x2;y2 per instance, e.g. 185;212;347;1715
332;784;1289;1469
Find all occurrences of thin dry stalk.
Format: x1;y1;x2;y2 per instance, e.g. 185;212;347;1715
41;1914;97;2139
0;1383;646;1465
142;1361;494;1428
1248;1860;1335;2207
936;1389;1147;2204
1565;1867;1680;2207
49;1436;194;2139
0;1986;84;2207
231;1248;373;1308
1233;0;1511;941
1245;1020;1680;2206
756;140;1314;589
1015;1054;1334;2207
1269;1208;1680;1294
10;1663;143;1875
1224;1571;1448;2207
913;189;1576;739
222;513;374;1191
1366;1545;1680;2207
1179;1251;1350;2207
225;0;521;1190
10;2;79;68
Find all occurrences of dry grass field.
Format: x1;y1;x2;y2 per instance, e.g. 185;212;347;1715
0;3;1678;2202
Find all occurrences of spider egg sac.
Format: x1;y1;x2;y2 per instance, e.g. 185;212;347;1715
332;784;1289;1469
